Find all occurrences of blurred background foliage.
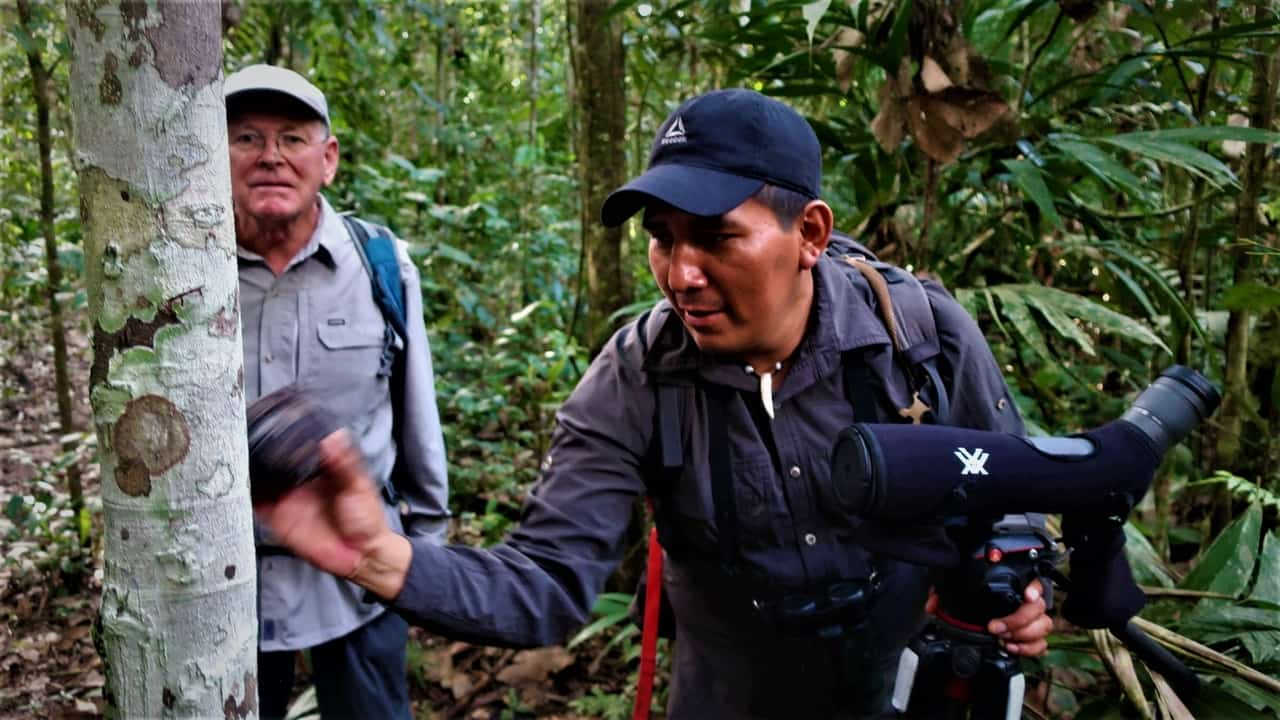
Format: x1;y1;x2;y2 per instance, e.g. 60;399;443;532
2;0;1279;717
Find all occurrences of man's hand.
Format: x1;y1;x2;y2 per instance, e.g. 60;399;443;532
925;579;1052;657
254;430;412;599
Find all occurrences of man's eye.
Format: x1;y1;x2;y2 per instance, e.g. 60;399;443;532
232;133;259;145
281;134;308;147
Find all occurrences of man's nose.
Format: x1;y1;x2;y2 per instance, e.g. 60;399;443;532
257;137;285;164
667;240;707;292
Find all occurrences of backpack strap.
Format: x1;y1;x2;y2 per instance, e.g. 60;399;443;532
342;215;408;378
838;251;950;426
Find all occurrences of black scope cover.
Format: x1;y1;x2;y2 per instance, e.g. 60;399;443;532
246;386;340;504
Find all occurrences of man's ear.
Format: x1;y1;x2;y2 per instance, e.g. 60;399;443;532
322;134;339;186
797;200;833;270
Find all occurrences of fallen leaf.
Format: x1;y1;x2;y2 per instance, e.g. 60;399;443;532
74;699;98;714
495;647;576;686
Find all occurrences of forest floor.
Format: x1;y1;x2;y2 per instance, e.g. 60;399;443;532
0;308;645;720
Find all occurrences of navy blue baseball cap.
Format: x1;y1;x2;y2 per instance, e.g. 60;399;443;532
601;89;822;227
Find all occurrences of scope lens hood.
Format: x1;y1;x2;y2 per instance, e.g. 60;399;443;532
1160;364;1221;416
831;423;885;517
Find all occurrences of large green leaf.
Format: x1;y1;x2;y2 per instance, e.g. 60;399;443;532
1180;503;1262;595
1023;290;1096;356
1124;522;1175;588
989;287;1055;366
1240;631;1280;666
1050;137;1148;198
1249;532;1280;606
1096;134;1237;187
1003;159;1063;230
1127;127;1280;146
1213;675;1280;715
997;284;1170;354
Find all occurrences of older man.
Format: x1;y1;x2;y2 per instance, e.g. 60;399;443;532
256;89;1050;718
225;64;449;719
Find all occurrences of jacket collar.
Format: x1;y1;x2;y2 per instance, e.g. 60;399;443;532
641;254;891;396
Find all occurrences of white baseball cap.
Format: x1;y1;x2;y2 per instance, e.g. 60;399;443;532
225;64;329;127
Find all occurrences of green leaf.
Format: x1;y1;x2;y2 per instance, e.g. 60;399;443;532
12;25;37;55
1213;675;1280;715
1103;260;1158;319
1096;134;1237;187
1023;289;1096;356
1050;138;1147;197
1249;532;1280;606
1240;631;1280;666
1180;503;1262;595
1002;159;1063;229
1006;284;1170;353
990;287;1055;366
1127;126;1280;146
1124;522;1175;588
1222;282;1280;312
801;0;831;45
431;242;477;267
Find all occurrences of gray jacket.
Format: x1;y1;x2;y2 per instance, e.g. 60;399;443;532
239;197;450;651
389;255;1022;717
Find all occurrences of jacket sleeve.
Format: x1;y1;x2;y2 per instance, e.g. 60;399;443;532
386;320;655;647
924;280;1025;435
392;240;451;542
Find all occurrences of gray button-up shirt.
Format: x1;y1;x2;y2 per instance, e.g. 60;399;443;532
383;255;1022;717
239;196;449;651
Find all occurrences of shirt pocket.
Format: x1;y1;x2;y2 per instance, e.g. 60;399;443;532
732;454;785;551
308;316;388;427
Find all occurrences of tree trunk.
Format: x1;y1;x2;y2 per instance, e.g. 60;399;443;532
18;0;84;532
65;1;256;717
1212;5;1279;533
571;0;630;354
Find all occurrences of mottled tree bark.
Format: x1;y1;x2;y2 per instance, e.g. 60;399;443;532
65;0;256;717
18;0;83;530
570;0;630;354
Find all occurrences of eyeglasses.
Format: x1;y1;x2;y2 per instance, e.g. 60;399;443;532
228;129;319;159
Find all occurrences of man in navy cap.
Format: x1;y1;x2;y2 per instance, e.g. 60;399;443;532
256;89;1049;718
225;64;450;720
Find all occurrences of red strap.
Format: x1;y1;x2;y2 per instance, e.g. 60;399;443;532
633;524;663;720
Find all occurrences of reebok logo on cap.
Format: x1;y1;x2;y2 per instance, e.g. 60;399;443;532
661;116;687;146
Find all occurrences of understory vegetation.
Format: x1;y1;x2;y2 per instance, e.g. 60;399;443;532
2;1;1278;718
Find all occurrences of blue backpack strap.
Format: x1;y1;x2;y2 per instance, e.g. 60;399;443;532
342;215;408;378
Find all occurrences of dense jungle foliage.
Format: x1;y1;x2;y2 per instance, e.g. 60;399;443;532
2;0;1279;718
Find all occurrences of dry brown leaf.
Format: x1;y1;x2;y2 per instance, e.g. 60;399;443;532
907;95;965;163
74;699;98;714
930;87;1009;138
449;670;474;700
80;670;105;688
1150;670;1195;720
1090;629;1152;720
495;647;575;686
921;57;953;93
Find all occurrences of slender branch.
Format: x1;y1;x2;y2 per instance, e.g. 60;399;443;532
1017;8;1064;111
